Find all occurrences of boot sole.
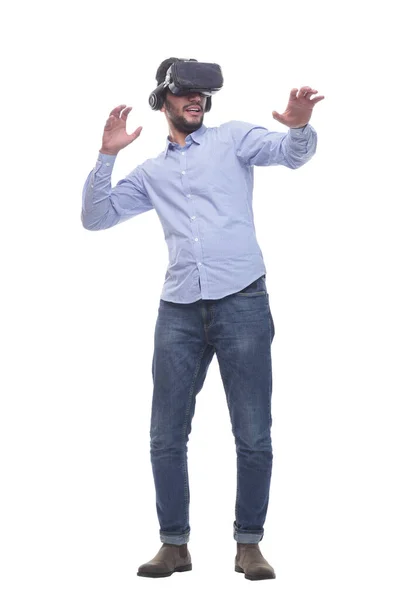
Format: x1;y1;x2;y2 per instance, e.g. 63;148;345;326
235;565;276;580
137;564;192;578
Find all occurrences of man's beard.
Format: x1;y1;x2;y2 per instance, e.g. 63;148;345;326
164;98;203;133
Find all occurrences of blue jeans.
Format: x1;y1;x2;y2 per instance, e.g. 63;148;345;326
150;275;275;545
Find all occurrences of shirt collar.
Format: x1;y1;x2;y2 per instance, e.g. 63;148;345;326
164;123;207;158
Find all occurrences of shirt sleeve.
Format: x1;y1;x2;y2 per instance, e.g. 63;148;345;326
227;120;318;169
81;152;154;231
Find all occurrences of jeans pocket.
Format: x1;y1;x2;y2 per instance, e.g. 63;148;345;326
236;276;267;297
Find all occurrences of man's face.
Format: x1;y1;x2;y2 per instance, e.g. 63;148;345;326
161;90;207;133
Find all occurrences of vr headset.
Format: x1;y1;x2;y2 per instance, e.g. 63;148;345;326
149;59;223;112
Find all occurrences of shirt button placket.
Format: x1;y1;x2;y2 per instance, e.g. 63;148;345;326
180;148;202;272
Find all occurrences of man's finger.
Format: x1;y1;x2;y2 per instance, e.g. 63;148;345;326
272;110;286;124
109;104;127;117
121;107;133;120
289;88;298;101
299;86;312;96
130;126;143;139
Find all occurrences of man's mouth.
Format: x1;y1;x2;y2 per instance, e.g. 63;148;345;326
185;105;202;115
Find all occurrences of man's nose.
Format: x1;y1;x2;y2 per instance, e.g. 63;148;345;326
187;92;203;102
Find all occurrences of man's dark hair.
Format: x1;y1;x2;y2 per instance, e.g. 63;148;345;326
155;57;198;85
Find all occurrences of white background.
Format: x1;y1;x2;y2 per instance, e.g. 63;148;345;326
1;0;399;598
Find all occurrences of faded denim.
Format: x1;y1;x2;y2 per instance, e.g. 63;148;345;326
150;275;275;545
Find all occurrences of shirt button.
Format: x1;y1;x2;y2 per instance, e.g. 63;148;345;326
106;162;110;167
181;152;185;155
91;184;94;188
198;262;202;266
191;216;196;220
187;194;191;198
194;238;198;242
182;171;186;175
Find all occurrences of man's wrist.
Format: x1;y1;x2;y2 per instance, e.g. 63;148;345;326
99;148;118;155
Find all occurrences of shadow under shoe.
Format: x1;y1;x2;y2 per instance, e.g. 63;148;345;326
137;543;192;578
235;542;276;581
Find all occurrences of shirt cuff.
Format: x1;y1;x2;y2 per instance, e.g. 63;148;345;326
97;152;118;166
289;124;312;138
290;124;309;131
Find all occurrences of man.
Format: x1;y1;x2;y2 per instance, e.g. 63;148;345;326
81;57;324;581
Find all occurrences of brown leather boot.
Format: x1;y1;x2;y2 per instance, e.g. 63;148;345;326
235;542;276;580
137;543;192;578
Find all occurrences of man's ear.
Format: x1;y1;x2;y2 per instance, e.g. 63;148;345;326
160;90;171;112
160;92;167;113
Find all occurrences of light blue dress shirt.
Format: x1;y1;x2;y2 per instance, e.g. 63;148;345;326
82;121;317;303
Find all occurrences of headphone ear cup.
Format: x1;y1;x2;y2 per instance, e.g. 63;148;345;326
149;92;163;111
149;84;167;111
205;97;212;113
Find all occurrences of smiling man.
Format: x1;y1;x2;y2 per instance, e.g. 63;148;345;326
81;56;324;581
161;89;206;141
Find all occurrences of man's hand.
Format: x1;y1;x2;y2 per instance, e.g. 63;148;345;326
272;86;325;128
99;105;143;155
